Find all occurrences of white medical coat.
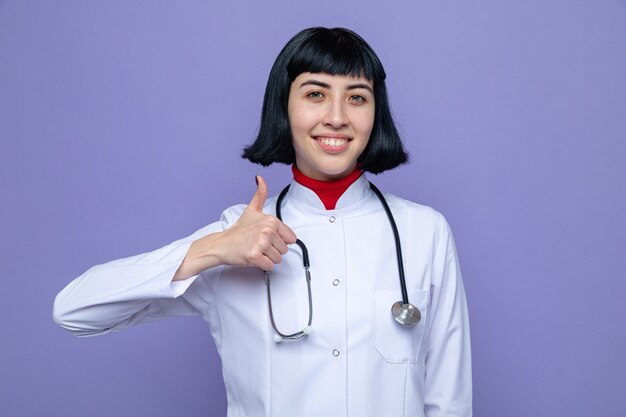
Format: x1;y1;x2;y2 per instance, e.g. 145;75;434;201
54;175;472;417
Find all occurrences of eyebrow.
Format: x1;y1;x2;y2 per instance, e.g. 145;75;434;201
299;79;373;94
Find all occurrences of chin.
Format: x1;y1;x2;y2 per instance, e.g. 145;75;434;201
318;166;355;180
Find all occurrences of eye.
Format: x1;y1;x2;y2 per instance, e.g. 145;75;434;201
307;91;324;99
349;94;367;104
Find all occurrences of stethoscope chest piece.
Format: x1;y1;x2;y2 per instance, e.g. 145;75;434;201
392;301;421;326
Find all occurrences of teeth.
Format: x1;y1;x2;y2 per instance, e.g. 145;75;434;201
320;138;347;147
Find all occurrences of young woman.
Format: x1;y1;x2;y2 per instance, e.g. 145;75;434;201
54;27;472;416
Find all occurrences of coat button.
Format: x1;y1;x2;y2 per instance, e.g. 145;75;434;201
329;216;336;223
332;279;340;286
332;349;340;357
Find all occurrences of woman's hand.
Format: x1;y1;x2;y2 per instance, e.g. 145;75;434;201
172;176;297;281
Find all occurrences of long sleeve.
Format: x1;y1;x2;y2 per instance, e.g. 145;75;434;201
424;215;472;416
53;220;225;337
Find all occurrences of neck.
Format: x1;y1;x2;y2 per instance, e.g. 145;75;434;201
292;165;363;210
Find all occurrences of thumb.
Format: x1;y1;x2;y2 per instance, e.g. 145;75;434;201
247;175;268;212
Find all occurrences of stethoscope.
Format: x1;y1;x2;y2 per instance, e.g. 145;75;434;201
265;181;421;342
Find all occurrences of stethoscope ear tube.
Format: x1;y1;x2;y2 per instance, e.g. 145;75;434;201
269;185;314;341
265;268;314;342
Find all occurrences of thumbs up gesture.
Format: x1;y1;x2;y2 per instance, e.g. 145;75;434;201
220;175;297;271
172;176;297;281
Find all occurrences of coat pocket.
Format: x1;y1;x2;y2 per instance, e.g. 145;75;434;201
374;289;429;364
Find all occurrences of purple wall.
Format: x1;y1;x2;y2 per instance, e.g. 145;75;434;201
2;0;625;416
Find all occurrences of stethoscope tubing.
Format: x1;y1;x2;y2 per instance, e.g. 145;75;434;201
264;255;312;340
367;182;409;306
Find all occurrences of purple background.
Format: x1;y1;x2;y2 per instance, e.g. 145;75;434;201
1;0;625;416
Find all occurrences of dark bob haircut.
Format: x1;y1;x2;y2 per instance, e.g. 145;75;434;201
242;27;408;174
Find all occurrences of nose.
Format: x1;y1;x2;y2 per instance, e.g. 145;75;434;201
323;100;348;129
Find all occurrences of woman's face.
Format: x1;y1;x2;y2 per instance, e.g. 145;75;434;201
288;72;375;181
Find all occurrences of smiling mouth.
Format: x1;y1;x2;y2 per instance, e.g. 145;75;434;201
314;136;351;152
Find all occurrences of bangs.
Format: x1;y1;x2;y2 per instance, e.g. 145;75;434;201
287;28;386;82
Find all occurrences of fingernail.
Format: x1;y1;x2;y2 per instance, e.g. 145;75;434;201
255;175;259;186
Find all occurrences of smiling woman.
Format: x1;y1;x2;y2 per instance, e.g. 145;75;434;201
53;27;472;417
